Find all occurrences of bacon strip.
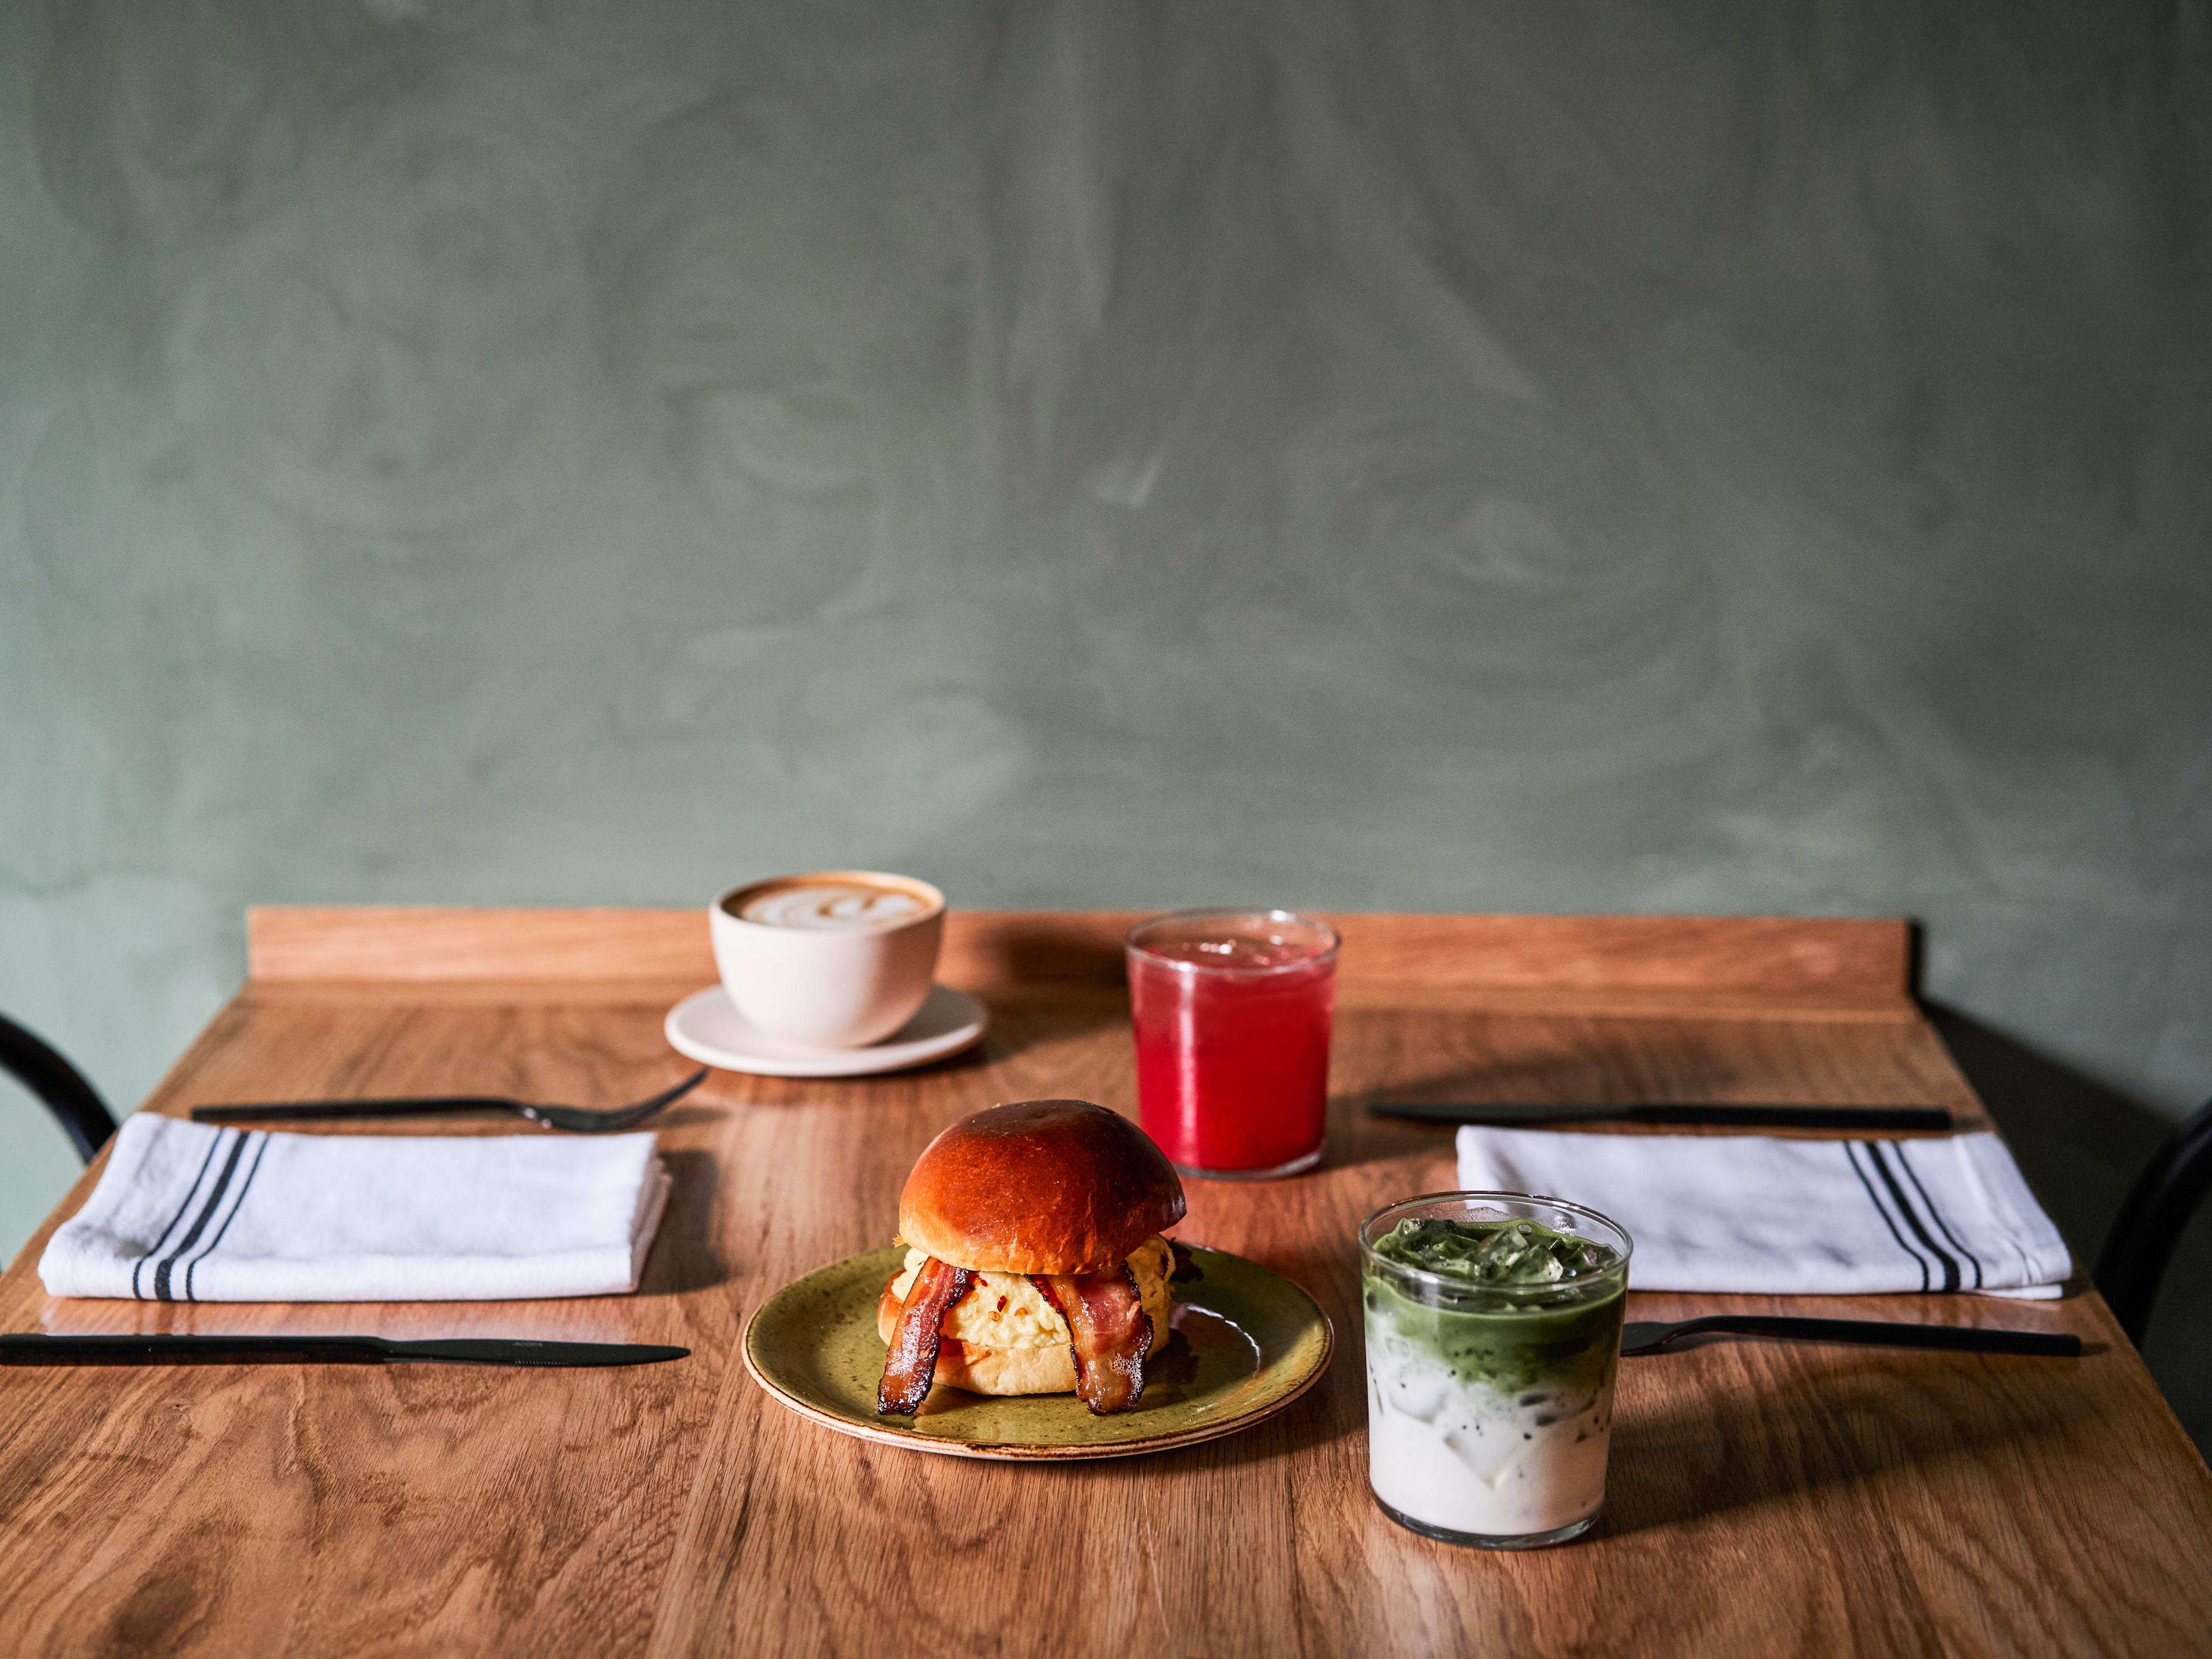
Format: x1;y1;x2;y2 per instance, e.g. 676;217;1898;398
1167;1239;1202;1283
1031;1266;1153;1414
877;1257;977;1416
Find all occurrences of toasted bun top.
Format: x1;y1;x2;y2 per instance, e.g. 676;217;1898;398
897;1100;1186;1275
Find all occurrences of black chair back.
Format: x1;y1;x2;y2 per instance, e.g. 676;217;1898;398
0;1013;116;1163
2094;1096;2212;1347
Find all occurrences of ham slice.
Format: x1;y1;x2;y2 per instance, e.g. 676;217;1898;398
877;1257;977;1415
1031;1266;1153;1414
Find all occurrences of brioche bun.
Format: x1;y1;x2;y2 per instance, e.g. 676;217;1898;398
897;1100;1185;1275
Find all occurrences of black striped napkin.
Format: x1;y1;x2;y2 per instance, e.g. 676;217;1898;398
1455;1128;2070;1296
39;1114;668;1303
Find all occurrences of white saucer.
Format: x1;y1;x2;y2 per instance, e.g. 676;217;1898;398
664;984;990;1078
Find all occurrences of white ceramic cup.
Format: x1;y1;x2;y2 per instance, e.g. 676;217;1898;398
709;872;946;1049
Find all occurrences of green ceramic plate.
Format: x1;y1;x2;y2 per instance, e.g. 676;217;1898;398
743;1245;1334;1460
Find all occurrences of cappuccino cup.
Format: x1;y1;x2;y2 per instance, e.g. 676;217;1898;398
709;872;945;1048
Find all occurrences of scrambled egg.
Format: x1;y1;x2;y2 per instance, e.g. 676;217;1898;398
891;1235;1172;1351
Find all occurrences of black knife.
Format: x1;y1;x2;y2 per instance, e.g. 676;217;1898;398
0;1334;688;1366
1621;1315;2081;1358
1370;1101;1953;1131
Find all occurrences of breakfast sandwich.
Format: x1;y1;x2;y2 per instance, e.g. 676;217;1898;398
876;1099;1191;1416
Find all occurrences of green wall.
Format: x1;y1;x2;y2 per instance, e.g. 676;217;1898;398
5;2;2210;1262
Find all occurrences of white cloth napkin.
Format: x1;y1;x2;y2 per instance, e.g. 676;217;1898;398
40;1114;672;1303
1456;1127;2072;1298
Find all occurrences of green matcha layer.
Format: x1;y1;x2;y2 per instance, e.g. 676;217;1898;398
1370;1217;1620;1286
1365;1218;1626;1398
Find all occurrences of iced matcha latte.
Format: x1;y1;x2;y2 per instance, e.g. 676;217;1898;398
1361;1194;1631;1548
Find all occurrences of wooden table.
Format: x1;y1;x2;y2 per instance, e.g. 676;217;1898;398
3;910;2208;1657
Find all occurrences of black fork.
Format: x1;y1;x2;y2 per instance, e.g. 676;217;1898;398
190;1068;710;1133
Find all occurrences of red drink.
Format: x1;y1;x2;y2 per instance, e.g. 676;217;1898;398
1126;909;1340;1179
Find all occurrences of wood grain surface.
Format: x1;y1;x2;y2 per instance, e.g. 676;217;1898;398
245;907;1915;1012
4;911;2207;1658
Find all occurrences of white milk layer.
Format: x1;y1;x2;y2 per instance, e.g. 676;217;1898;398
1365;1316;1614;1537
738;884;925;931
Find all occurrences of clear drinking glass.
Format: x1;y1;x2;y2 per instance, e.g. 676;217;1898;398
1361;1192;1632;1548
1125;908;1339;1180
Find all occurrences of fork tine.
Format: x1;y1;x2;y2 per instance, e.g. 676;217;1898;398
634;1068;711;1113
538;1069;712;1132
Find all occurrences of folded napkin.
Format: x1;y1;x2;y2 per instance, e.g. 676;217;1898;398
1456;1127;2071;1298
40;1114;671;1303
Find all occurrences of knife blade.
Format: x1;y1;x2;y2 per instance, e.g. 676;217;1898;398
0;1334;688;1366
1370;1101;1953;1131
1620;1315;2081;1358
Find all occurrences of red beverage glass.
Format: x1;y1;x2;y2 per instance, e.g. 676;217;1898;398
1126;908;1340;1180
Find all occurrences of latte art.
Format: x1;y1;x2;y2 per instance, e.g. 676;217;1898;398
738;882;927;931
